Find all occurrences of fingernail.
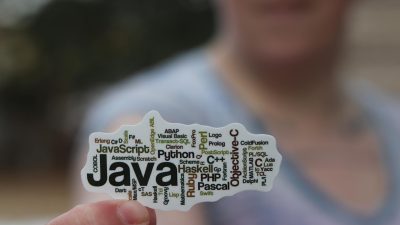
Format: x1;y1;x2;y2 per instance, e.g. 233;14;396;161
117;201;149;225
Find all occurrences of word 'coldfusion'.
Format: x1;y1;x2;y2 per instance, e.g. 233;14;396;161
81;111;282;211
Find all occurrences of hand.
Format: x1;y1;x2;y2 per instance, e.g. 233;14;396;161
48;200;156;225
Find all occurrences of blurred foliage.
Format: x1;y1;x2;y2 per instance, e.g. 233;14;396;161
0;0;214;172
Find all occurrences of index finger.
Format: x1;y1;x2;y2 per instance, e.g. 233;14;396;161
48;200;156;225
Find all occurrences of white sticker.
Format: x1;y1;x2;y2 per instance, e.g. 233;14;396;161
81;111;282;211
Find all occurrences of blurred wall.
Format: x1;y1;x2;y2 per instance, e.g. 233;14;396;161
346;0;400;95
0;0;214;174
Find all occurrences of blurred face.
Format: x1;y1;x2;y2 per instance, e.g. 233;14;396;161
216;0;352;73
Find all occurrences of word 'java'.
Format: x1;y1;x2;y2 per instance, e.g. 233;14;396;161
87;154;177;187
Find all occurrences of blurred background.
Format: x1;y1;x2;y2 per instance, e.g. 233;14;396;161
0;0;398;224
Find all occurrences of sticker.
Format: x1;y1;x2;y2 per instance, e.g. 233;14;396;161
81;111;282;211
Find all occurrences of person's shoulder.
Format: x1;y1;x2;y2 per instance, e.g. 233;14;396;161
83;49;212;132
349;80;400;124
105;49;209;98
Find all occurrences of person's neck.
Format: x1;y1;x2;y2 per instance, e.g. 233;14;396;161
208;41;349;129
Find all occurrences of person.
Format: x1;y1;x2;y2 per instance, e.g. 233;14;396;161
50;0;400;224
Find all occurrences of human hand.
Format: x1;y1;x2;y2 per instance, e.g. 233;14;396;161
48;200;156;225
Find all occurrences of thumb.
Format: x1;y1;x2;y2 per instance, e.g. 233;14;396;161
48;200;156;225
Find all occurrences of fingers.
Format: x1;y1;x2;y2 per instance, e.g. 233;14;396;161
147;206;157;225
48;200;156;225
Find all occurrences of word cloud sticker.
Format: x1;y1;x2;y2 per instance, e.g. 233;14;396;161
81;111;282;211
